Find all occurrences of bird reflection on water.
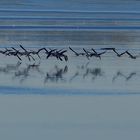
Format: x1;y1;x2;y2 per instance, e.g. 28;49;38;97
44;65;68;83
70;62;104;82
0;61;21;73
112;71;137;82
0;60;138;85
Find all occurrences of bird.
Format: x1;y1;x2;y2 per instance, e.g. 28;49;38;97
91;48;106;59
46;49;56;59
19;45;35;61
6;47;22;61
83;48;90;59
69;47;79;56
69;47;85;56
100;47;115;50
125;51;137;59
101;48;126;57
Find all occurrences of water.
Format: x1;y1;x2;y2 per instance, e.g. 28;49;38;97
0;1;140;140
0;0;140;11
0;8;140;95
0;10;140;47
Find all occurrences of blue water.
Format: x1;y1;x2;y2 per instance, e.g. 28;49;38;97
0;7;139;47
0;86;140;96
1;26;140;30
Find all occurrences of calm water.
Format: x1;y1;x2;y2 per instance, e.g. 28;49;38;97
0;11;140;47
0;4;139;94
0;8;140;95
0;1;140;47
0;0;140;11
0;1;140;140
